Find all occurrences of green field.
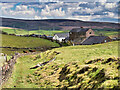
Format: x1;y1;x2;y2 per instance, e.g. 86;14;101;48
95;31;118;38
2;41;119;89
2;28;28;35
93;28;119;38
2;34;59;48
2;28;119;38
2;28;69;36
1;34;59;55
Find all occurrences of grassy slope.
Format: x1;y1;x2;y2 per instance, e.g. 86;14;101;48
1;34;59;55
2;34;59;48
2;41;119;89
53;41;118;64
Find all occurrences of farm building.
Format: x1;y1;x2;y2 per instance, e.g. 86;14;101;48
53;33;69;42
81;36;112;45
52;27;112;45
69;27;94;44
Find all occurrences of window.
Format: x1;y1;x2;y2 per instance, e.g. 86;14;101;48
89;32;92;34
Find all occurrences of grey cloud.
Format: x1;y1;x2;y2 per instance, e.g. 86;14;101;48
0;0;119;3
0;1;118;23
0;0;37;2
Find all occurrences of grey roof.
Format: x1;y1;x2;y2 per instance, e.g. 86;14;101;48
55;33;69;38
81;36;110;45
70;28;90;34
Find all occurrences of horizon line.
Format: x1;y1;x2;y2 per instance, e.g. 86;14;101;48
0;16;119;24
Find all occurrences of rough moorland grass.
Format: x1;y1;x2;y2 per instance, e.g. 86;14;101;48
2;41;119;89
1;34;59;48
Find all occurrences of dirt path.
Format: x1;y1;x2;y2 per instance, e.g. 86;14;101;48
1;52;40;86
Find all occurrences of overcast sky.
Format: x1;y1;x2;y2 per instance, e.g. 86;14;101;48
0;0;119;23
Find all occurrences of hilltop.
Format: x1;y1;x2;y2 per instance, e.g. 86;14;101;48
1;17;119;30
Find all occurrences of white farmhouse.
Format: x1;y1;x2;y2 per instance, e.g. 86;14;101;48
53;33;69;42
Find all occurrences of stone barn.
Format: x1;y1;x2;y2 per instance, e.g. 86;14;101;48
69;27;94;44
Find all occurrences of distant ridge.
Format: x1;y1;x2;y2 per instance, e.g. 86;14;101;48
0;17;119;30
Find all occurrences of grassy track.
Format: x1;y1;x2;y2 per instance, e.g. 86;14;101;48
2;55;41;88
2;41;119;88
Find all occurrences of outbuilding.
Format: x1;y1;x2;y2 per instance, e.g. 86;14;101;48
53;33;69;42
81;36;112;45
